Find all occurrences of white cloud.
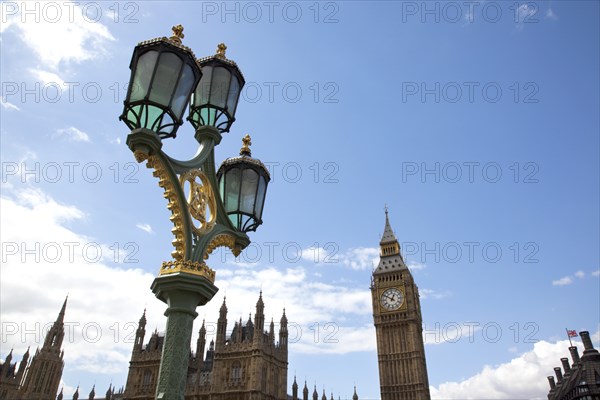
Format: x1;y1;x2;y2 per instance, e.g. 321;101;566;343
54;127;91;142
337;247;379;270
0;185;382;385
29;68;65;87
0;186;162;389
430;337;595;399
407;261;426;271
2;2;115;70
420;288;450;300
592;270;600;277
1;98;21;111
574;270;585;279
300;245;378;270
552;276;573;286
136;223;154;234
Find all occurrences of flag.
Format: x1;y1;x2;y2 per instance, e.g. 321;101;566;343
567;330;578;338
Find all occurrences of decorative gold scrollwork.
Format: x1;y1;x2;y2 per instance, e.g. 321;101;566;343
179;170;217;235
144;155;187;261
204;233;241;260
159;260;216;282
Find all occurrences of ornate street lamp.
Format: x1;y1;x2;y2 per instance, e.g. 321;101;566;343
189;43;245;133
119;26;269;400
217;134;270;232
119;25;201;139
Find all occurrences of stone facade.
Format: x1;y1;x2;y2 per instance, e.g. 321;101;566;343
0;298;66;400
370;211;431;400
123;292;288;400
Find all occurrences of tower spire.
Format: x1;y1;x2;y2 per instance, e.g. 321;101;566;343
57;295;68;324
374;209;406;273
380;207;398;245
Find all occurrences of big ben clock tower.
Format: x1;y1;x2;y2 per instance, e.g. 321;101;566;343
371;209;431;400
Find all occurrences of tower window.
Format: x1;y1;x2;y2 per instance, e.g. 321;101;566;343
231;362;242;384
143;369;152;386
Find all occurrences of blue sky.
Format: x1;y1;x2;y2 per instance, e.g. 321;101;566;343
1;1;599;398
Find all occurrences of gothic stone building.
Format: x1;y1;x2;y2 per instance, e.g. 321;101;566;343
371;211;431;400
546;331;600;400
123;292;288;399
0;298;67;400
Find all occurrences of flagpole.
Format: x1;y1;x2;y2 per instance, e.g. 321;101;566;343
566;328;573;347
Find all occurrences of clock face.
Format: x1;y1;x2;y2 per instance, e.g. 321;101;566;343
380;288;404;311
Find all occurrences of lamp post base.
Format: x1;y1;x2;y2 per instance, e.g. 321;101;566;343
151;272;218;400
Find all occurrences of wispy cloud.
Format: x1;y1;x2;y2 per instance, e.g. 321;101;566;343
54;127;91;142
1;99;21;111
407;261;426;271
552;276;573;286
420;288;450;300
136;223;154;234
29;68;65;86
552;269;597;286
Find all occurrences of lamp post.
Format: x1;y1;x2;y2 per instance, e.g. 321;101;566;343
119;26;270;399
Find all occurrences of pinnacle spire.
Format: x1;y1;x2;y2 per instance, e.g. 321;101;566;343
374;208;406;273
380;207;398;245
57;295;68;324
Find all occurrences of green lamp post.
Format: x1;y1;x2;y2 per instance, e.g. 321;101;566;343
119;26;270;399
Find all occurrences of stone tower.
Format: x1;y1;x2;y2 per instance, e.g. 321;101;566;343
18;297;67;399
370;210;430;400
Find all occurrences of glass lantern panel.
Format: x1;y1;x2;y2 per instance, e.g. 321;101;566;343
228;214;238;228
210;67;231;109
218;173;225;202
131;50;159;102
225;168;241;213
171;63;195;119
240;169;258;214
199;107;218;126
255;176;266;219
194;65;213;106
149;52;183;107
226;75;240;115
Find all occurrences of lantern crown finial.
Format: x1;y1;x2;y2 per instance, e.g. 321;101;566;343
216;43;227;59
240;134;252;156
170;24;185;43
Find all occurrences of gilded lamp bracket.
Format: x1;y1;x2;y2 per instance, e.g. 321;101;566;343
126;128;249;279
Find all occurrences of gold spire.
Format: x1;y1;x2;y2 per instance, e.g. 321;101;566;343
216;43;227;59
170;24;185;44
240;134;252;156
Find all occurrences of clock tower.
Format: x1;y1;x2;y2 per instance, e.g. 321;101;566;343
371;209;430;400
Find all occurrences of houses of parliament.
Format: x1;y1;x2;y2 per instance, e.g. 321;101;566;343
4;212;438;400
